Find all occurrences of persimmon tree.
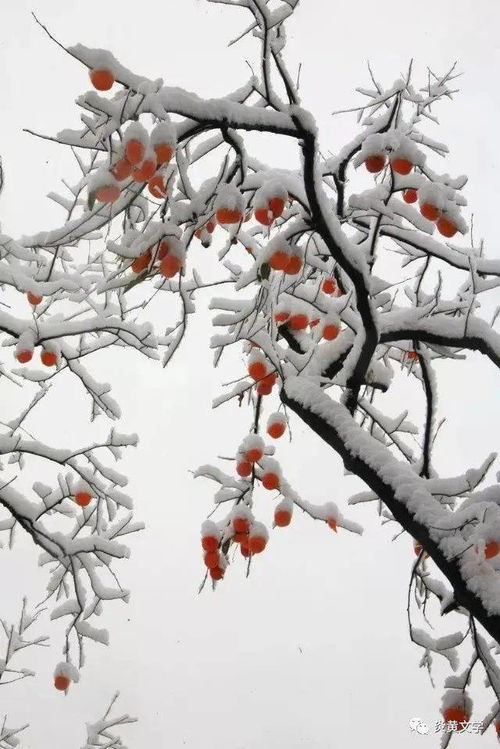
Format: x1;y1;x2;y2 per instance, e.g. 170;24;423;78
3;0;500;744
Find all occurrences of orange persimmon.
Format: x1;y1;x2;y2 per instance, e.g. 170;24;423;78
269;251;290;271
322;278;336;295
16;350;33;364
154;143;174;165
75;491;92;508
285;255;303;275
148;175;167;199
403;188;418;204
131;250;152;274
322;324;340;341
365;154;385;173
233;517;250;534
27;292;43;306
262;471;280;491
125;139;145;166
288;313;309;331
89;69;114;91
159;255;182;278
420;202;440;222
54;675;71;691
96;184;120;203
436;216;458;238
204;551;220;569
269;196;285;218
201;535;219;552
111;158;133;181
275;509;291;527
391;157;413;175
237;461;252;478
41;350;57;367
267;421;286;439
216;208;242;225
132;158;157;183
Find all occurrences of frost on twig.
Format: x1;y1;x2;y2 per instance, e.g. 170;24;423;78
82;693;137;749
0;599;48;686
0;719;28;749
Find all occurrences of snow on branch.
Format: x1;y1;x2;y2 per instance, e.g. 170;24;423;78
0;719;28;749
81;692;137;749
6;0;500;738
0;599;48;687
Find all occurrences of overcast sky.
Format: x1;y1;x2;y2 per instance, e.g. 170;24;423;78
1;1;500;747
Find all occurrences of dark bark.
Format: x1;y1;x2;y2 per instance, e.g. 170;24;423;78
418;352;433;479
380;328;500;370
290;122;379;413
282;387;500;645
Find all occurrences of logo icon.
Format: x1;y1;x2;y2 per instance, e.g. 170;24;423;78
409;718;429;735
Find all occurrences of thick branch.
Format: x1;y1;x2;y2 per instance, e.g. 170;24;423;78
281;377;500;644
380;315;500;370
418;352;434;479
290;114;379;411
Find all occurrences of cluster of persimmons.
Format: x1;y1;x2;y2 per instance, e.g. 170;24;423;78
363;150;462;238
20;70;496;707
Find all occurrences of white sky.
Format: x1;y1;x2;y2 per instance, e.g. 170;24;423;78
1;1;500;747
